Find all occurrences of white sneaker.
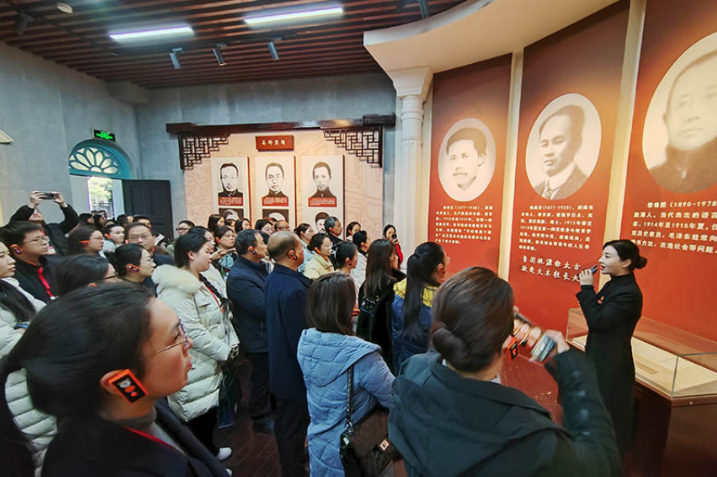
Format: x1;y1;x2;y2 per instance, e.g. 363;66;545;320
216;447;232;461
226;470;232;476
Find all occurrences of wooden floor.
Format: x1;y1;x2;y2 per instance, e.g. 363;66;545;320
216;355;562;476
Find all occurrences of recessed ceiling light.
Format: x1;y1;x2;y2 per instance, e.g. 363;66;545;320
110;26;193;42
57;2;73;14
245;6;343;26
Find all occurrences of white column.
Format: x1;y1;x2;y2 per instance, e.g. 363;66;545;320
390;66;433;261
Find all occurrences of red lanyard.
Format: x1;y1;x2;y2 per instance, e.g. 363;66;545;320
124;427;177;452
204;283;222;308
37;266;54;299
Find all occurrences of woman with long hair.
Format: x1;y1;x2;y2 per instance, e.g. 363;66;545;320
303;233;334;280
67;226;105;256
0;241;55;475
297;273;394;477
239;218;252;231
383;224;403;267
294;223;315;273
356;239;405;372
114;244;156;291
153;233;238;460
388;268;621;477
391;242;447;371
207;214;225;234
54;255;119;296
213;226;237;280
577;239;647;452
0;284;232;477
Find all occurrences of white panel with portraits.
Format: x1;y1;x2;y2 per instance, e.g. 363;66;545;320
212;156;250;221
300;155;345;235
252;155;296;225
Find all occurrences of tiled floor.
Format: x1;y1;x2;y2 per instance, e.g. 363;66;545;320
216;354;562;476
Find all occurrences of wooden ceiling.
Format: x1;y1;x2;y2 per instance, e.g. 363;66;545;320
0;0;465;89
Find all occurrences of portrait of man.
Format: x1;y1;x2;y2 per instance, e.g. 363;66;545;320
315;212;329;233
310;162;336;199
649;50;717;193
262;162;289;208
217;163;243;207
533;105;589;200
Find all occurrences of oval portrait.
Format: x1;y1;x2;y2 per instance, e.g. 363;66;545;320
437;118;496;202
526;93;601;200
643;31;717;194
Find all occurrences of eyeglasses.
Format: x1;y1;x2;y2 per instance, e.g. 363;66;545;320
23;235;50;245
140;319;190;360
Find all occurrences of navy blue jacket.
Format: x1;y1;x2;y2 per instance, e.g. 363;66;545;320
264;264;311;400
227;256;270;353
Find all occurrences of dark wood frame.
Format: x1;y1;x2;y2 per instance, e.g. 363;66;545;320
166;115;395;170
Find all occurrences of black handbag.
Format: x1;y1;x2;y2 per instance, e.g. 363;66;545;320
339;364;397;477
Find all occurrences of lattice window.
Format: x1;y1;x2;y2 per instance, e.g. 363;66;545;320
323;127;383;167
179;134;230;170
69;140;130;179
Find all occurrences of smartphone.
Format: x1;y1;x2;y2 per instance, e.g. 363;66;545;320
531;334;556;362
39;192;55;200
391;234;397;240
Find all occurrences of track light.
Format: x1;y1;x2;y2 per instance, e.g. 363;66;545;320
245;6;343;25
268;40;279;61
110;26;194;42
169;47;183;70
14;13;31;36
56;2;73;14
213;43;226;66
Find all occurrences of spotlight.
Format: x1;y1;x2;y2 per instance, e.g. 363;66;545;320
169;47;183;70
213;43;226;66
268;40;279;61
56;2;74;14
14;13;31;36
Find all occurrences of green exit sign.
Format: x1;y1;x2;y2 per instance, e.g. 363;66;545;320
93;129;116;142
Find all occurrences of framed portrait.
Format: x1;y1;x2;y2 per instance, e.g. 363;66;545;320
437;118;496;202
643;31;717;194
252;155;296;226
300;155;345;235
526;93;601;200
212;157;250;220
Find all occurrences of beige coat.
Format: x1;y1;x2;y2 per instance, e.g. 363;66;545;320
303;254;334;280
153;265;239;422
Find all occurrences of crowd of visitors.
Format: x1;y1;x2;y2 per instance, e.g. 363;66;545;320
0;191;638;477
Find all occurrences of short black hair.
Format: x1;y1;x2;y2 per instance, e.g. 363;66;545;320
235;229;260;255
309;233;329;254
113;244;145;278
174;233;210;269
336;242;358;267
178;220;195;228
446;128;487;155
0;221;43;248
312;161;332;178
352;230;368;249
55;255;111;296
116;214;130;227
133;215;151;223
124;222;152;238
255;219;271;231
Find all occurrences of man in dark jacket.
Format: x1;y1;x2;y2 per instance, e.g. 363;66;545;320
227;229;273;434
10;191;79;256
0;221;57;302
389;348;621;477
264;231;310;477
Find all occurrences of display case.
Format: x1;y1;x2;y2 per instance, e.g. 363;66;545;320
566;309;717;477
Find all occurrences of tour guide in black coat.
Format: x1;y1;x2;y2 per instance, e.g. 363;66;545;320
577;271;643;452
389;350;621;477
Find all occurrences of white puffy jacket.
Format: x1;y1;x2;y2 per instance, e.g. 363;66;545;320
153;265;239;422
1;278;56;476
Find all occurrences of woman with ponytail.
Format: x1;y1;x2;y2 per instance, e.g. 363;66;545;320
0;284;231;477
388;267;621;477
391;242;447;371
153;233;239;460
0;242;55;476
577;239;647;453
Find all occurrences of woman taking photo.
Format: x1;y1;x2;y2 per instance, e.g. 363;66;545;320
303;233;334;280
153;233;239;461
67;226;105;256
114;244;156;291
297;273;394;477
0;242;55;475
207;214;225;234
0;284;231;477
383;224;403;267
295;223;315;273
357;239;404;372
389;267;621;477
213;226;237;280
391;242;446;371
577;239;646;453
54;255;119;295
